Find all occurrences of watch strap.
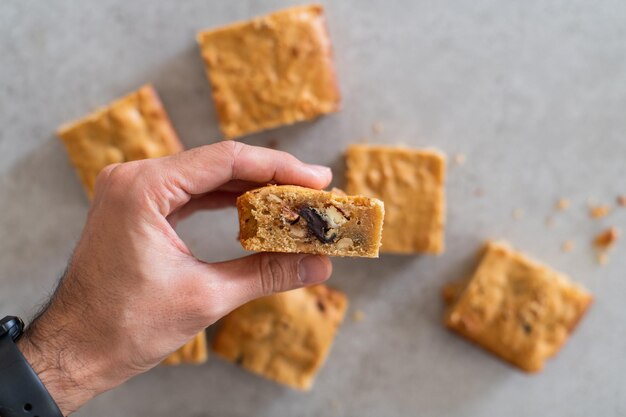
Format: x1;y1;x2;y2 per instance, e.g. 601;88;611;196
0;332;64;417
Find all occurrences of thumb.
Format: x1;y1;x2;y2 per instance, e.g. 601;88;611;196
209;253;332;308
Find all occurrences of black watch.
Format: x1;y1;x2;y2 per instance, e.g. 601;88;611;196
0;316;64;417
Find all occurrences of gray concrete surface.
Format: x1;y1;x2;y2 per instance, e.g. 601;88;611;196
1;1;626;416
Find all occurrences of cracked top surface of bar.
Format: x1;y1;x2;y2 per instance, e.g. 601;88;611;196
197;4;340;139
444;241;593;372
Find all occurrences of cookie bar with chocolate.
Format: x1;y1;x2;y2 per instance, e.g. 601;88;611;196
237;185;384;258
443;241;593;372
345;144;446;254
196;4;341;139
57;85;183;199
212;285;347;390
161;331;209;366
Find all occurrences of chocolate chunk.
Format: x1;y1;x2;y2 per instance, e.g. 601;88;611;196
235;354;244;365
522;323;532;334
298;206;337;243
316;300;326;312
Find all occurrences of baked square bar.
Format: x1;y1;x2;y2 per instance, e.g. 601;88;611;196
237;185;384;258
196;4;341;139
212;285;347;390
161;331;209;366
443;241;593;372
345;144;446;254
57;85;183;199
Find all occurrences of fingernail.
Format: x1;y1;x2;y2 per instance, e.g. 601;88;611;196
298;255;331;284
306;164;332;178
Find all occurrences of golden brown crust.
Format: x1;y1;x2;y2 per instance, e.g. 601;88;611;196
57;85;183;199
444;241;593;372
345;144;446;254
236;185;385;258
197;4;341;139
161;331;209;366
212;285;348;390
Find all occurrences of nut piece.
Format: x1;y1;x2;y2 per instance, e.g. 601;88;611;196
266;194;283;204
336;237;354;249
288;224;307;238
594;227;620;249
324;205;348;228
281;206;300;224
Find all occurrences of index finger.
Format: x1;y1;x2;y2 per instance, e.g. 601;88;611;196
146;141;332;212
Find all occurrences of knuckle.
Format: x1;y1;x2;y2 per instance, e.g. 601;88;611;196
95;161;144;202
218;139;244;156
214;141;246;176
104;163;131;187
257;253;295;296
92;163;120;193
97;163;119;181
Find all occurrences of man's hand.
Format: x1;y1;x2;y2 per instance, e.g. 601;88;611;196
17;142;333;415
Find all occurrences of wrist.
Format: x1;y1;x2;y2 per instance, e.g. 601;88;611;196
17;324;97;416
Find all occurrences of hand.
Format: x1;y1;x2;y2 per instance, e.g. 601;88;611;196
17;142;333;415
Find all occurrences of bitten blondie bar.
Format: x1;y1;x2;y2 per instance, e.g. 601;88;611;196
345;144;446;254
196;4;341;139
212;285;347;390
237;185;384;258
161;331;209;366
57;85;183;199
443;241;593;372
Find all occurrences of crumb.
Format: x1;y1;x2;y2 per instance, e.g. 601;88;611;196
545;216;555;227
561;240;574;253
474;188;484;197
512;208;524;220
594;227;620;249
597;252;609;266
555;198;570;211
589;205;611;219
352;310;365;323
358;137;370;144
453;153;466;166
617;195;626;207
266;139;278;149
330;399;341;410
371;122;383;134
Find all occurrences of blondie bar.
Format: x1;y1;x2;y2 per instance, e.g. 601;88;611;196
57;85;183;199
212;285;347;390
197;4;340;139
443;241;593;372
237;185;384;258
345;144;446;254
